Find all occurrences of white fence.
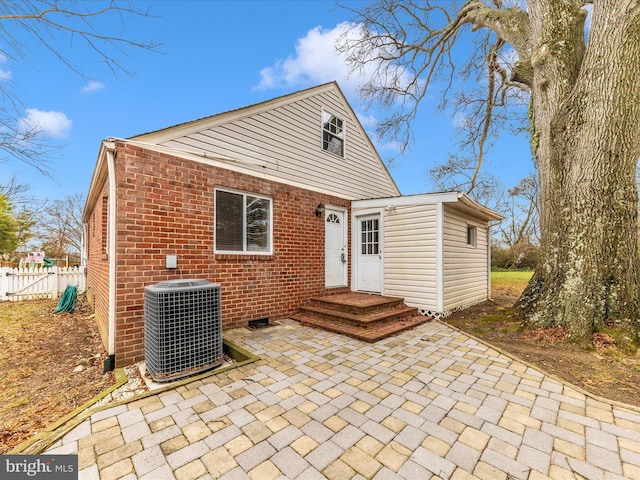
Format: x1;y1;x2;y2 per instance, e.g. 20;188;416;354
0;266;86;302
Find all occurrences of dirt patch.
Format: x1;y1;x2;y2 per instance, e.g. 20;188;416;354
443;294;640;408
0;298;114;453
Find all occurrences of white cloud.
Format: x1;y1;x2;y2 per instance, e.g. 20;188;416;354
81;80;105;93
255;21;412;102
453;111;469;128
356;111;377;129
18;108;72;138
378;140;403;153
255;22;376;97
0;52;12;81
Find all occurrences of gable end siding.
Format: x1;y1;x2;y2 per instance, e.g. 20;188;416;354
156;89;398;200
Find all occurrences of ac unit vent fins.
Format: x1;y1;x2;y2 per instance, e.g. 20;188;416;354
144;279;222;382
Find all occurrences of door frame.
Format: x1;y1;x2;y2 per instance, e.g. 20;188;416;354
351;209;384;294
324;205;348;288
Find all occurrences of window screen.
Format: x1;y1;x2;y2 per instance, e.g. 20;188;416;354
215;189;271;253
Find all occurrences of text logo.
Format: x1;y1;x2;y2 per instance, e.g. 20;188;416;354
0;455;77;479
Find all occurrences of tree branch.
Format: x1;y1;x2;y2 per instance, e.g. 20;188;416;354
468;38;503;194
338;0;532;158
0;1;160;176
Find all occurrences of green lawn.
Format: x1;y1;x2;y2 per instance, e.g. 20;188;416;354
491;270;534;298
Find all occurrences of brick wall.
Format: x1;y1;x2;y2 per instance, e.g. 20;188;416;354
90;142;351;367
86;181;111;349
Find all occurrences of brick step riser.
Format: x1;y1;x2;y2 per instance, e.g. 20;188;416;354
309;298;406;315
295;307;416;330
291;313;432;343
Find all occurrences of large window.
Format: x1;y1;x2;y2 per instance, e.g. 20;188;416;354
215;189;272;254
322;109;345;157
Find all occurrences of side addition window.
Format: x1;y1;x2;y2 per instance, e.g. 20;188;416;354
322;109;345;157
215;189;272;254
361;218;379;255
466;225;477;247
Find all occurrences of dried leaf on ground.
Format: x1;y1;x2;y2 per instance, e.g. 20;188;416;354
0;299;114;453
524;325;569;344
593;332;617;353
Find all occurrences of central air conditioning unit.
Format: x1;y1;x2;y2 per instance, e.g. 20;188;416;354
144;279;222;382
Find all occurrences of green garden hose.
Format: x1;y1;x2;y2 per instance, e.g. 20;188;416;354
54;285;78;313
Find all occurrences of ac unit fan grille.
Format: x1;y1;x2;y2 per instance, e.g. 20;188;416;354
144;280;222;382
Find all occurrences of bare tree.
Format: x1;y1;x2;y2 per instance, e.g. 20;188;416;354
428;152;506;213
0;175;32;204
428;152;512;249
501;172;539;247
0;1;159;174
37;193;84;258
339;1;640;347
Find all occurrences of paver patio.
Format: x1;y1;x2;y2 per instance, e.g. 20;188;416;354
44;319;640;479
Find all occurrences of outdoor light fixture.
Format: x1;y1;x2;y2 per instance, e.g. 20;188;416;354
315;203;325;217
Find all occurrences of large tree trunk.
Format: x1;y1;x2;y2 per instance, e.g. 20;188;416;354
517;0;640;348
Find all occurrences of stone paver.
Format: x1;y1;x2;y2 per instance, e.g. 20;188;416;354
41;319;640;479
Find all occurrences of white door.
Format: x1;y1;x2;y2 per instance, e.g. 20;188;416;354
325;208;347;287
357;214;382;293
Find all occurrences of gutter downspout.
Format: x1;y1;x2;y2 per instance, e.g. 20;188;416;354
104;147;117;372
436;202;444;313
487;225;492;300
82;223;88;275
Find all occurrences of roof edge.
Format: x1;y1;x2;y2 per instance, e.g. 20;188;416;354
82;140;115;223
352;191;504;222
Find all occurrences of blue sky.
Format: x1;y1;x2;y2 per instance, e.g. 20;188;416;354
2;0;533;203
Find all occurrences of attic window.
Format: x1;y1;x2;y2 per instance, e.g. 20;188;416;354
322;109;345;157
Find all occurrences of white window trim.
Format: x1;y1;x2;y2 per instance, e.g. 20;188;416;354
325;205;349;288
321;108;346;158
466;224;477;248
214;187;273;255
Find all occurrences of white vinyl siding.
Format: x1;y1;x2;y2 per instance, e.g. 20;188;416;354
442;205;489;310
383;204;438;309
143;86;399;200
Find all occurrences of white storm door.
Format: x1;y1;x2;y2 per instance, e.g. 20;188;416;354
357;214;382;293
325;208;347;287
